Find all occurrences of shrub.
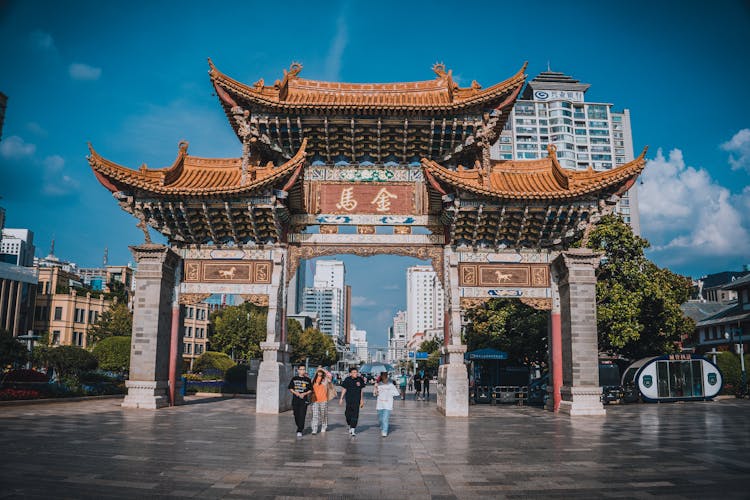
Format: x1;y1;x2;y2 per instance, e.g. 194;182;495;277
193;351;235;375
224;364;250;385
716;351;741;394
2;369;50;383
0;388;41;401
33;346;98;379
91;336;131;373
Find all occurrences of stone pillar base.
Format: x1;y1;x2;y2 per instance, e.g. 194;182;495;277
558;386;606;416
256;342;292;414
122;380;169;409
437;345;468;417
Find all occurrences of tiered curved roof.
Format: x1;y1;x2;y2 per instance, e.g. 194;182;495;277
208;60;528;113
422;145;648;201
88;139;307;197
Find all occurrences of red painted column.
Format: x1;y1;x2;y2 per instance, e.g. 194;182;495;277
551;311;562;412
168;304;180;406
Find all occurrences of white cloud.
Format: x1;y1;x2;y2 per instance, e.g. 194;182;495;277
0;135;36;159
721;128;750;173
41;155;80;196
351;296;376;307
69;63;102;81
30;30;55;51
639;148;750;270
324;9;348;81
26;122;48;137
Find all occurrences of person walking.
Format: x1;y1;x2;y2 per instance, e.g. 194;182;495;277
413;370;423;400
398;369;408;400
373;372;401;437
310;369;332;434
288;364;312;438
422;371;430;400
339;366;366;436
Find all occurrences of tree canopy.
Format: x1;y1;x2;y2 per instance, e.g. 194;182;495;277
418;337;442;372
288;323;338;367
0;329;28;368
463;298;548;366
585;215;694;359
91;336;131;373
87;301;133;344
209;301;267;361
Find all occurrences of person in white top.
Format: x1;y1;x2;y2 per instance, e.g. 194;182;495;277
373;372;402;437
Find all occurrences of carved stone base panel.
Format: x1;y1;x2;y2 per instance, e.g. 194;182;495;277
558;386;606;416
437;361;469;417
256;342;292;414
122;380;169;409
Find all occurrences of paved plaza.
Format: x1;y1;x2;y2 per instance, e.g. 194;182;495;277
1;391;749;499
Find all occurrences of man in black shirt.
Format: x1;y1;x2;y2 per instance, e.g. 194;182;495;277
288;364;312;437
339;366;366;436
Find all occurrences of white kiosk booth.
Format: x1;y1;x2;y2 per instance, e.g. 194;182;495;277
622;354;723;403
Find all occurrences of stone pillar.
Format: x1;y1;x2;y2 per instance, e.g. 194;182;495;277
122;244;180;409
437;248;469;417
551;249;605;416
546;272;562;412
256;247;292;414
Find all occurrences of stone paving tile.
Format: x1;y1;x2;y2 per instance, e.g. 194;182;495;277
1;393;750;498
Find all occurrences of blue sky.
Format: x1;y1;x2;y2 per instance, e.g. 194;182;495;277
1;1;749;345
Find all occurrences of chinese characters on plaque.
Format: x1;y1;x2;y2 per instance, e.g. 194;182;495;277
459;264;550;288
319;183;415;215
183;260;272;284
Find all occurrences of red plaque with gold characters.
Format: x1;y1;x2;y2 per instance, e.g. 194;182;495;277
318;183;415;215
183;260;272;284
459;264;549;288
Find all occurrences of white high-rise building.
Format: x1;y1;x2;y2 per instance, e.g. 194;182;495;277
388;310;408;363
491;69;640;234
302;260;347;344
406;266;444;342
349;324;368;363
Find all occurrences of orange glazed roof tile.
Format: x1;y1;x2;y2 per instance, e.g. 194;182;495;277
88;139;307;196
422;145;648;201
208;60;527;111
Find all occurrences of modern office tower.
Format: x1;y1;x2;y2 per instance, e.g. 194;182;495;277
286;264;307;315
1;228;35;267
303;287;344;344
406;266;444;340
491;69;640;233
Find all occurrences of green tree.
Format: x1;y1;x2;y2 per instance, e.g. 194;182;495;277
0;329;28;368
418;338;443;372
209;302;267;361
586;215;694;359
289;327;338;367
87;301;133;344
91;336;131;373
419;338;442;355
463;298;548;366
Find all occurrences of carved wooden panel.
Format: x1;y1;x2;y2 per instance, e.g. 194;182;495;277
183;260;273;284
459;263;550;288
317;183;416;215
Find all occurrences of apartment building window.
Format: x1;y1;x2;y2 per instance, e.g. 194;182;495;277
74;308;86;323
185;326;192;338
184;343;192;354
54;307;63;320
195;344;204;355
72;331;84;346
88;310;99;324
587;105;608;120
187;307;194;319
51;331;61;345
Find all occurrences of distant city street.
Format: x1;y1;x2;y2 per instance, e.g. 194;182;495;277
2;395;749;499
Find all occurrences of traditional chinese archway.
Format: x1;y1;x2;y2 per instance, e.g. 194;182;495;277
89;60;645;416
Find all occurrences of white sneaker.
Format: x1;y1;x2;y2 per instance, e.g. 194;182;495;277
350;428;356;436
321;426;327;433
296;432;302;437
311;430;318;435
381;431;387;437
